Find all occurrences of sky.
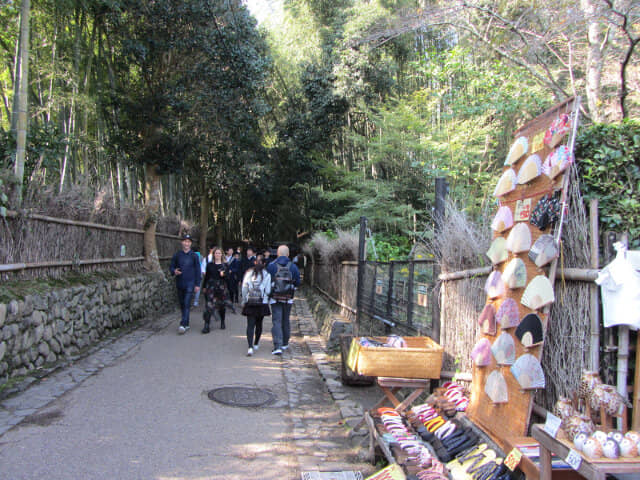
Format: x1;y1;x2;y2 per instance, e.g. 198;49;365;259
244;0;282;24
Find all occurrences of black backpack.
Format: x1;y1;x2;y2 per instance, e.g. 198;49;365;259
271;261;294;301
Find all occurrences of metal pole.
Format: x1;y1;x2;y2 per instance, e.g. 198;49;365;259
387;262;395;334
407;261;415;327
355;216;367;337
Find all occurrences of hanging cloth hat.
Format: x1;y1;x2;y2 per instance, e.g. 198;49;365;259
491;206;514;233
478;303;497;335
493;168;518;197
542;145;573;179
517;154;542;184
505;137;529;166
544;113;571;148
487;237;509;265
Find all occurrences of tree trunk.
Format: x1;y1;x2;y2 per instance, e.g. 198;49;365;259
581;0;605;122
11;0;30;208
199;192;210;256
143;163;162;271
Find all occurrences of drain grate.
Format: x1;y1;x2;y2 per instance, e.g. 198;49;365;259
207;386;277;408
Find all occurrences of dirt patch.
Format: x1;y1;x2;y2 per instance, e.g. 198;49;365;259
22;409;63;426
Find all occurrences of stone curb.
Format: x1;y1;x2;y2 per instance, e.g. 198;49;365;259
292;297;367;437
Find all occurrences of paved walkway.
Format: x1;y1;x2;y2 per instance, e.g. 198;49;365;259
0;296;375;479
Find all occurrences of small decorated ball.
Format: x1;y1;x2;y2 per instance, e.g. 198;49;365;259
602;439;621;459
583;438;603;459
624;431;640;444
607;431;624;444
620;438;639;458
573;432;589;452
591;430;608;446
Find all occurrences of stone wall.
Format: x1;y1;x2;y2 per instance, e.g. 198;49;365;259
0;272;177;382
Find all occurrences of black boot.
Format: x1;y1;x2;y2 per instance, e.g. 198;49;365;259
220;319;226;330
201;320;210;334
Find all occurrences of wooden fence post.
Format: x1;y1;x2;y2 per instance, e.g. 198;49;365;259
355;216;367;337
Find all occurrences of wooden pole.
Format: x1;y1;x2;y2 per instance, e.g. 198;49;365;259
617;233;629;430
354;216;367;337
589;198;600;370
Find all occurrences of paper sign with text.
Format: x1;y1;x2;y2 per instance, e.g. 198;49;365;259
543;412;562;438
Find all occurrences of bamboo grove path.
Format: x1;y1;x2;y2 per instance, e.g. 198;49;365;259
0;297;375;479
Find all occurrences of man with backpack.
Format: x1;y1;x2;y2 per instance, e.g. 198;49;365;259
266;245;301;355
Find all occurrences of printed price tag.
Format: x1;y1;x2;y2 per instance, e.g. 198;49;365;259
531;131;545;153
504;448;523;471
565;448;582;470
514;198;532;221
543;412;562;438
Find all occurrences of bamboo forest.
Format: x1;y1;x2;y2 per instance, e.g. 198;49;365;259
1;0;638;254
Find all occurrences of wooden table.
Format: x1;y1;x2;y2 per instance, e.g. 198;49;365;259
532;423;640;480
372;377;431;413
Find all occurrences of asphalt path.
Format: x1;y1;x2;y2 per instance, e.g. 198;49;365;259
0;306;297;480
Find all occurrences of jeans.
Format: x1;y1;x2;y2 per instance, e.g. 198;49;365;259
246;316;263;348
177;286;194;326
270;302;292;349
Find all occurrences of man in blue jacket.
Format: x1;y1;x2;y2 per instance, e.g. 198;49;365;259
169;234;201;334
266;245;301;355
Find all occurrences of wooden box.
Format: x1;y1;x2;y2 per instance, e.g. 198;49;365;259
347;336;443;379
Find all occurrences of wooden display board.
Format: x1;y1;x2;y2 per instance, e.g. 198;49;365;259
467;98;580;443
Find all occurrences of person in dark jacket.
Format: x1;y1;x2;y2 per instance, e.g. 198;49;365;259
202;247;232;332
266;245;301;355
169;234;201;334
227;251;241;304
240;247;256;279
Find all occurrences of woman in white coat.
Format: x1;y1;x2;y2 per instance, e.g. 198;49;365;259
241;255;271;356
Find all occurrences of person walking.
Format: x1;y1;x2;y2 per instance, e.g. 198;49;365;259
169;234;201;334
201;247;230;333
266;245;301;355
192;248;203;307
241;255;271;357
227;251;241;304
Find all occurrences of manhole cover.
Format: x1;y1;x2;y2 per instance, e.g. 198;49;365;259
207;387;276;407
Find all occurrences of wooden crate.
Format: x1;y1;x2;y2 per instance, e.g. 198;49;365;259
347;336;443;379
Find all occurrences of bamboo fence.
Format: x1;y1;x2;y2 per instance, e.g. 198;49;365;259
1;209;181;281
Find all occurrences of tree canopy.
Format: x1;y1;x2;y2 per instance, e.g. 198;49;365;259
0;0;637;252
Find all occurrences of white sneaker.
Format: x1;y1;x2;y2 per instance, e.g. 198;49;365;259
178;326;186;334
193;302;199;307
247;348;254;356
184;326;190;332
271;348;282;355
253;344;259;351
281;344;289;350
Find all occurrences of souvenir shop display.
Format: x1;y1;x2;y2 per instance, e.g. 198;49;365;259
464;99;582;479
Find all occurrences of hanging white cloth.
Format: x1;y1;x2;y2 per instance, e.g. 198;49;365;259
595;242;640;329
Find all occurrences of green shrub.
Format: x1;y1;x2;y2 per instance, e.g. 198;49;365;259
575;120;640;249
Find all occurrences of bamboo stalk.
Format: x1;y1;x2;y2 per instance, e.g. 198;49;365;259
589;198;600;370
438;266;599;282
0;256;147;272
